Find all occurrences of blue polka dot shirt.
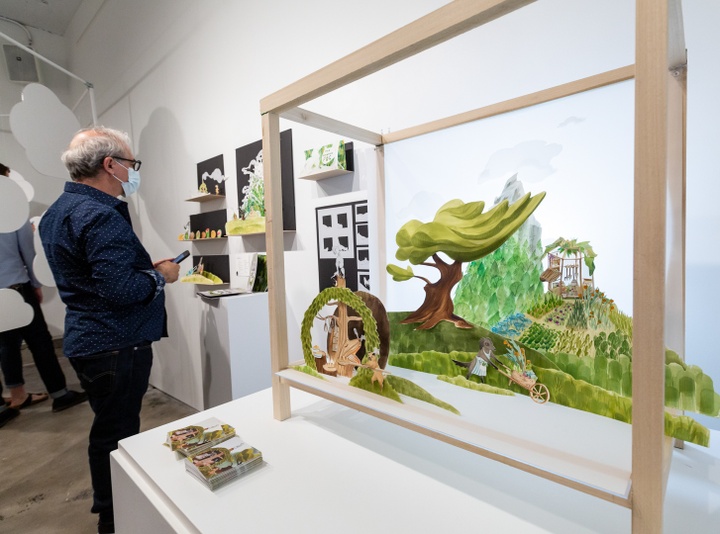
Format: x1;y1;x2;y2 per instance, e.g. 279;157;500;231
39;182;167;357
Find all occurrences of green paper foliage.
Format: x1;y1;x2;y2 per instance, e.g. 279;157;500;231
292;365;327;380
386;375;460;415
518;322;559;352
348;368;460;414
526;291;564;318
553;330;593;358
387;263;414;282
664;362;720;416
389;192;546;266
389;350;468;376
593;331;632;360
534;366;709;446
565;299;588;329
348;368;402;402
454;234;544;328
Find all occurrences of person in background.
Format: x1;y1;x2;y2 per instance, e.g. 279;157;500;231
39;128;180;534
0;162;88;419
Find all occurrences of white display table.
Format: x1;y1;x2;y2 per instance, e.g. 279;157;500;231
111;387;720;533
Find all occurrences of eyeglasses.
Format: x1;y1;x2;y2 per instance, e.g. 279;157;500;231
112;156;142;171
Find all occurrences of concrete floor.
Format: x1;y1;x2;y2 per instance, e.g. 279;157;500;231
0;348;197;534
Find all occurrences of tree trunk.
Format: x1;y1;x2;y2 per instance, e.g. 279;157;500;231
401;256;472;330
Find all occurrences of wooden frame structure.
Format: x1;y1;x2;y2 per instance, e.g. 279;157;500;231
260;1;686;531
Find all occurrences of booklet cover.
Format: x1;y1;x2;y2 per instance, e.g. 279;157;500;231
165;417;236;457
184;435;263;490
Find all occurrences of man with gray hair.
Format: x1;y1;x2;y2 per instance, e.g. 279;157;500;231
40;127;180;534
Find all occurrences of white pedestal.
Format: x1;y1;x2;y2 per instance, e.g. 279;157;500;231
200;292;270;409
111;387;720;533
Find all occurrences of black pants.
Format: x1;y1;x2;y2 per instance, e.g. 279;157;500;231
0;282;67;395
70;344;153;524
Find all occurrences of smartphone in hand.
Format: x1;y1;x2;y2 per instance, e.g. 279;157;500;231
172;250;191;263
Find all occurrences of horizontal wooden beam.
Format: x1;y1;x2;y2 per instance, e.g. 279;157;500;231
281;107;383;145
383;65;635;144
260;0;535;115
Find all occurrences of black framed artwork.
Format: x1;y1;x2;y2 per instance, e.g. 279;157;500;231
234;129;295;232
196;154;226;196
316;200;370;292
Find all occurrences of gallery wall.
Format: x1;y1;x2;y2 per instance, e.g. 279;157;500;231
0;19;76;337
1;0;718;420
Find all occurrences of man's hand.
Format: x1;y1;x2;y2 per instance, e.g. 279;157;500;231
34;286;43;304
154;260;180;284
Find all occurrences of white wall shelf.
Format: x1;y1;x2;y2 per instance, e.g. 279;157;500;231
298;168;352;181
185;193;225;203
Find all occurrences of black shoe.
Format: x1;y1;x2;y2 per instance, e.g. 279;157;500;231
52;390;88;412
0;407;20;428
97;520;114;534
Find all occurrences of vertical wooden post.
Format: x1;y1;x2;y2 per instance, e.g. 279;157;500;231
262;112;291;420
633;0;685;531
374;145;387;301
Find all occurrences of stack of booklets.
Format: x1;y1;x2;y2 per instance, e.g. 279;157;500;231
165;417;236;457
184;435;263;490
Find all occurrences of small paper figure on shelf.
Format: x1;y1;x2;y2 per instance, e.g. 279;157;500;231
332;243;348;280
365;351;385;389
178;222;190;241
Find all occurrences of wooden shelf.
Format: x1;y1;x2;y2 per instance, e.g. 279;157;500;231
178;237;227;241
185;193;225;202
298;168;352;181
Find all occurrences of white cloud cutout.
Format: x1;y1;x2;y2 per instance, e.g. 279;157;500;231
33;212;56;288
9;83;81;179
558;116;586;128
8;169;34;202
0;288;34;333
0;177;29;233
202;168;226;183
478;140;562;184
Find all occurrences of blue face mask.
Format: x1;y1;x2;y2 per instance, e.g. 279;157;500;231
113;161;141;197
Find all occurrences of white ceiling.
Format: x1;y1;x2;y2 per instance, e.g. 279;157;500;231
0;0;83;37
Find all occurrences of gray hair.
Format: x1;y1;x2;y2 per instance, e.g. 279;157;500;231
61;126;132;181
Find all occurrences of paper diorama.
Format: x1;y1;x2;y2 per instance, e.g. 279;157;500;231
299;139;349;177
180;256;224;285
179;209;227;241
299;178;720;447
227;129;295;235
196;154;227;196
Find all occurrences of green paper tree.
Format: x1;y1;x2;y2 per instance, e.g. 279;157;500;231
387;192;546;330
